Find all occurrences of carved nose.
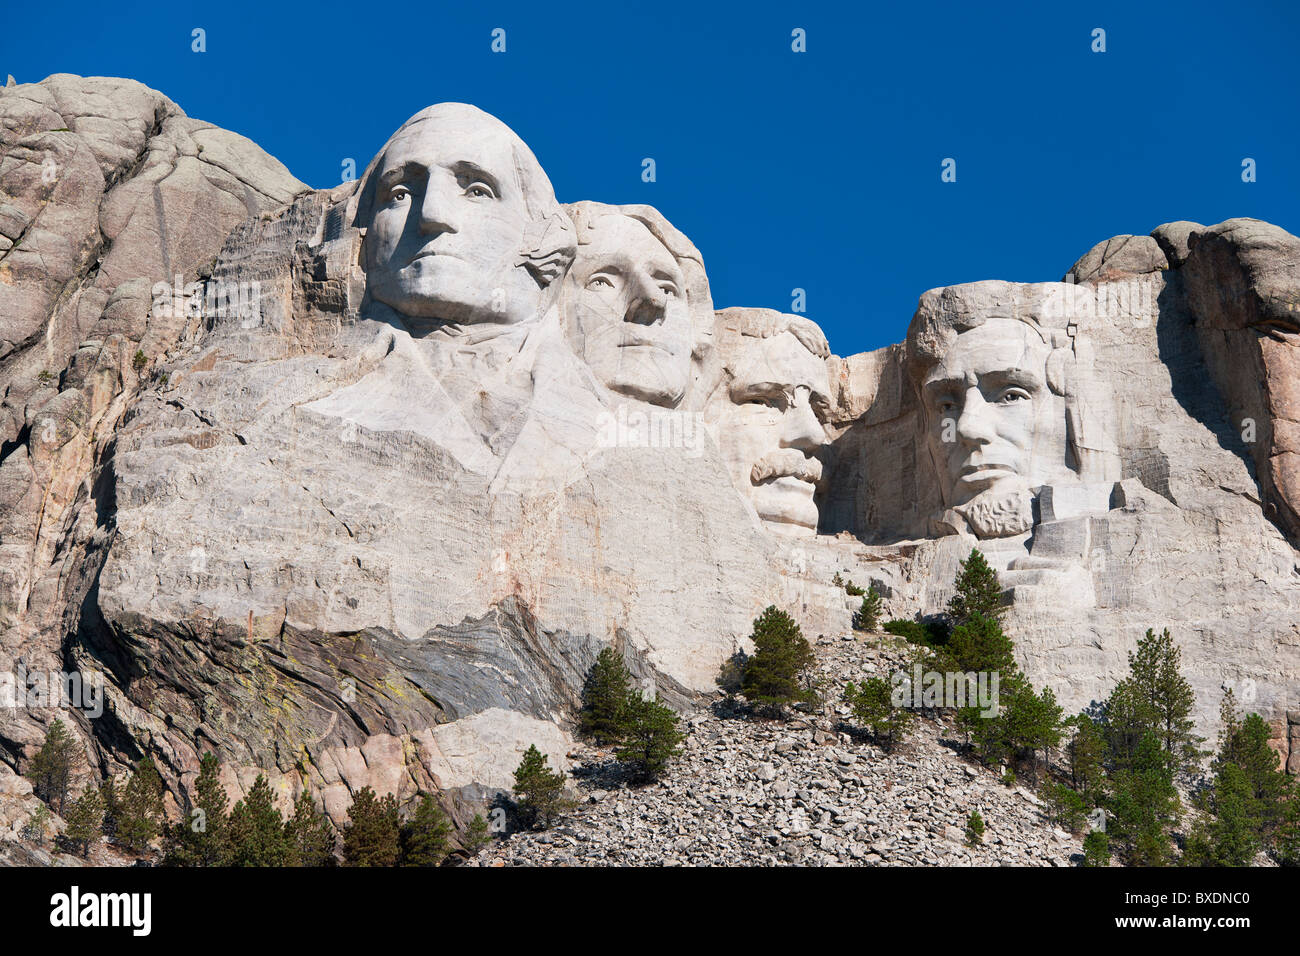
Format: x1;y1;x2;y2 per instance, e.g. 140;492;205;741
782;394;825;452
624;274;668;326
955;387;997;444
418;184;457;236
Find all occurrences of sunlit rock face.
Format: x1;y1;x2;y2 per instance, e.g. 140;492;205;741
2;76;1299;827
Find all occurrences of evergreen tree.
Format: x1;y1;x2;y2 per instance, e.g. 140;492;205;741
1182;764;1260;867
400;793;453;866
512;745;570;829
946;549;1003;625
285;788;336;867
946;612;1016;675
966;810;985;846
226;774;290;866
1044;782;1087;832
62;786;105;858
463;813;492;854
853;586;883;632
163;752;230;866
1001;676;1063;782
578;648;634;745
615;693;686;782
1082;830;1110;867
1106;628;1201;772
342;787;400;867
98;776;121;840
740;605;815;714
844;676;914;751
1106;732;1179;866
27;718;81;813
1067;714;1107;805
117;757;164;854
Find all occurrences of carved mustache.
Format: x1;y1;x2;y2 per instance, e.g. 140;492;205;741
751;449;822;485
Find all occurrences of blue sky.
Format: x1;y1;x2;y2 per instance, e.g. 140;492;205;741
5;0;1297;357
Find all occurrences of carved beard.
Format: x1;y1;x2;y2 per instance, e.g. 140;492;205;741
934;481;1036;539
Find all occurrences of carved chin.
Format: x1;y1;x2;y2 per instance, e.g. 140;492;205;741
944;484;1036;539
753;478;819;535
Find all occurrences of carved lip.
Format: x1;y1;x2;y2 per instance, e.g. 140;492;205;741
617;337;675;353
408;247;462;263
959;463;1015;479
760;474;817;491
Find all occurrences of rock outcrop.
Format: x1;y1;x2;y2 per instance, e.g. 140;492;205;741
2;75;1298;845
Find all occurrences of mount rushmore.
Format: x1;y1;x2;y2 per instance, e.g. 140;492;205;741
1;75;1297;825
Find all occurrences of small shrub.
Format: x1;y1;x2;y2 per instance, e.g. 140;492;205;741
852;585;883;632
1082;830;1110;867
740;606;816;715
966;810;985;846
512;745;571;830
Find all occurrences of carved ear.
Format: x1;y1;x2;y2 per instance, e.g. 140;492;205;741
519;213;577;287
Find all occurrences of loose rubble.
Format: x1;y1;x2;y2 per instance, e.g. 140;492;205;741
469;634;1086;867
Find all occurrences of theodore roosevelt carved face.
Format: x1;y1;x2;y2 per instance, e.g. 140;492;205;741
717;313;832;536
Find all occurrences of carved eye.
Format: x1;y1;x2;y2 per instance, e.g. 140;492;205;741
388;186;411;203
659;282;679;297
745;394;786;411
586;275;616;290
996;388;1031;404
464;181;497;199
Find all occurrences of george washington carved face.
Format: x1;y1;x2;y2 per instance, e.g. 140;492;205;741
358;104;572;331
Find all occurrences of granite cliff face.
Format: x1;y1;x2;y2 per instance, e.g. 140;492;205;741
1;76;1297;837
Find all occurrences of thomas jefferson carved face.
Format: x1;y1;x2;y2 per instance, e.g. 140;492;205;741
363;106;548;328
921;318;1069;508
720;330;831;535
568;214;693;407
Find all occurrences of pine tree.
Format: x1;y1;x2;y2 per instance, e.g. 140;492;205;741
285;788;336;867
946;549;1003;625
947;612;1017;675
99;776;121;840
1106;628;1201;772
117;757;165;854
400;793;453;866
615;693;686;782
1001;677;1063;782
740;605;815;714
227;774;290;866
1067;714;1107;805
1196;689;1293;862
463;813;492;854
1106;732;1179;866
164;752;230;866
1082;830;1110;867
27;718;81;813
512;744;570;829
1183;764;1260;866
844;676;914;751
578;648;634;745
1044;782;1087;832
62;786;105;857
966;810;985;846
853;586;883;632
342;787;400;866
